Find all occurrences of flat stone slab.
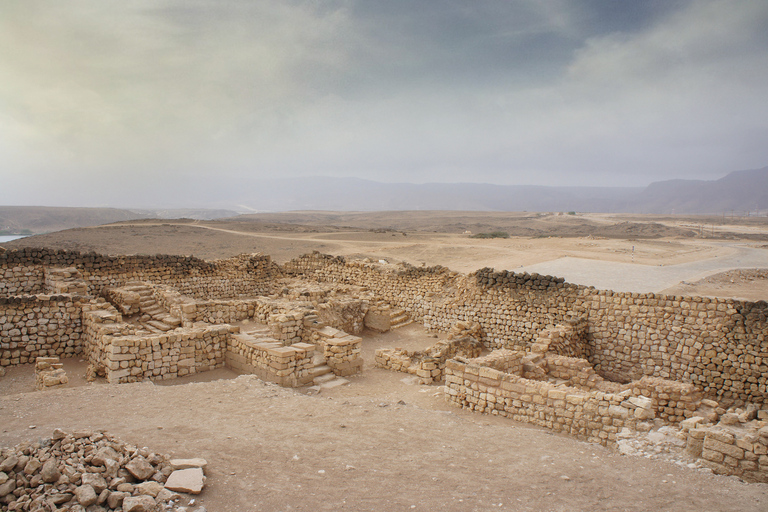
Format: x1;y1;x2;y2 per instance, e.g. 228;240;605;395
170;458;208;471
165;468;205;494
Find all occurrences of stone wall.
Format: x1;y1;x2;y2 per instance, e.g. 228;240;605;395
0;294;84;366
374;335;483;384
3;248;767;404
684;424;768;483
98;326;229;383
0;248;281;300
81;299;227;383
0;265;44;295
313;327;363;377
443;350;702;446
285;253;768;404
225;334;315;387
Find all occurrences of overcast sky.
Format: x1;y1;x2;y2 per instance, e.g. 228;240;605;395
1;0;767;207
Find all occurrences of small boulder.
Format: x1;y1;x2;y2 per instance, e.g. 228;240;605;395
81;473;108;494
0;455;18;472
23;457;42;475
107;491;130;509
75;484;98;507
126;456;155;480
41;459;61;483
123;495;158;512
136;480;164;497
0;478;16;498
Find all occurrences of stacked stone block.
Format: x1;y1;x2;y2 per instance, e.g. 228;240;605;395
225;332;315;387
0;295;84;366
269;312;304;345
34;356;68;390
315;327;363;377
375;334;483;384
445;354;639;445
0;248;281;300
685;425;768;483
285;252;768;404
101;325;229;383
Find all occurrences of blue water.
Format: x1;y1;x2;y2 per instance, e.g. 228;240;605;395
0;235;28;243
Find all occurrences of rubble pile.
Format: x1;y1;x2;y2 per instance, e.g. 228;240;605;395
0;429;207;511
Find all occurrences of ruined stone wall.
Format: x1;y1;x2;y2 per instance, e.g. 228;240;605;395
684;424;768;483
81;300;135;374
374;336;483;384
578;290;768;403
98;326;229;383
286;253;768;404
80;299;227;383
0;265;44;295
0;248;280;300
444;353;701;446
284;253;456;324
0;294;84;366
225;334;315;387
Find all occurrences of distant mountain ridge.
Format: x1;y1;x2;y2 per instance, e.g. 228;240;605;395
1;167;766;235
0;206;238;235
230;166;768;214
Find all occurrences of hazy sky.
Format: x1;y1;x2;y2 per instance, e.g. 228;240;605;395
1;0;767;207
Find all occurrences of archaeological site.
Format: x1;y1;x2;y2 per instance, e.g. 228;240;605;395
1;244;768;507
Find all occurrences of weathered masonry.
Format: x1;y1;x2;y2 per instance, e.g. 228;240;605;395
2;248;767;481
286;252;768;404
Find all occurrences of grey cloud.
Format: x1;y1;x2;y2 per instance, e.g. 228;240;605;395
0;0;767;206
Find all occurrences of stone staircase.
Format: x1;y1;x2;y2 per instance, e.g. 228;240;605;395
123;282;182;333
307;353;349;394
389;307;413;329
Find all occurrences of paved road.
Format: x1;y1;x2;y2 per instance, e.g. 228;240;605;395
519;243;768;293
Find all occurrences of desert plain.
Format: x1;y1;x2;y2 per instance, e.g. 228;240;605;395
2;211;768;511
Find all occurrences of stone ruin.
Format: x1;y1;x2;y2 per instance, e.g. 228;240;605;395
34;356;68;391
1;248;768;482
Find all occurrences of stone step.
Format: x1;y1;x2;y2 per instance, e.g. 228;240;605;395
142;306;164;316
163;316;182;327
123;285;148;292
311;365;333;378
306;376;351;394
146;320;173;332
390;311;408;321
313;373;337;385
391;318;413;329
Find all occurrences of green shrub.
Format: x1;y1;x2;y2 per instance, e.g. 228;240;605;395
470;231;510;239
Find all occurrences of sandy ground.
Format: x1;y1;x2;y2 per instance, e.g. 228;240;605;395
2;212;768;510
3;325;768;511
5;212;767;299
